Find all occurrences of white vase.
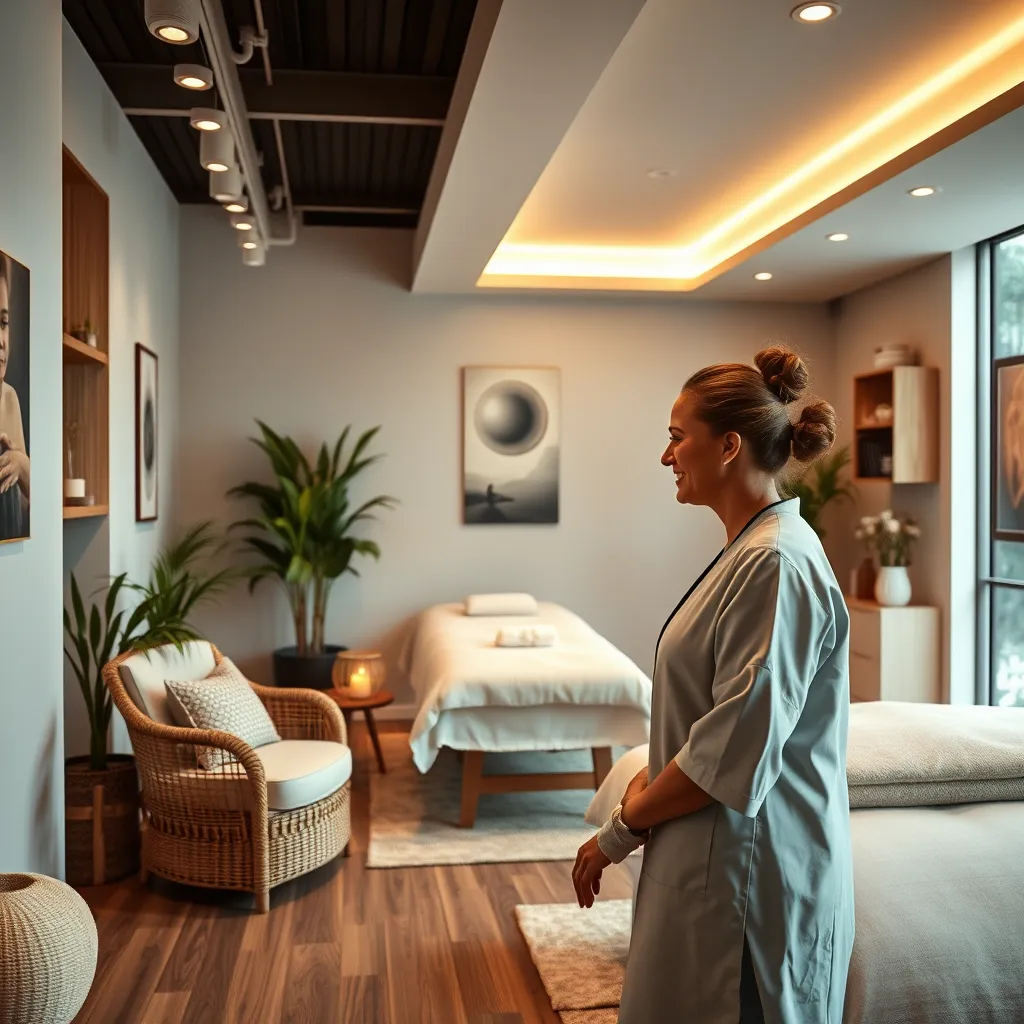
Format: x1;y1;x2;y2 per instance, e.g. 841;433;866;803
874;566;911;607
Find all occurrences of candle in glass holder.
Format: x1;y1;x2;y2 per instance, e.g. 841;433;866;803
349;664;372;698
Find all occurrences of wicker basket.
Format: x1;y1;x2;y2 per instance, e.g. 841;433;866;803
65;755;140;887
0;873;98;1023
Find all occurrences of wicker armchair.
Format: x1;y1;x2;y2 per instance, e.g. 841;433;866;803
102;643;351;913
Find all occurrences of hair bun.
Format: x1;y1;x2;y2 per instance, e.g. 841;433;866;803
792;401;837;462
755;346;809;405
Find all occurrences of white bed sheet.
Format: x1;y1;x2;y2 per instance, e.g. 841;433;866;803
404;602;652;772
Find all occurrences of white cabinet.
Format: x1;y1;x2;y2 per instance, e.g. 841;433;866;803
846;597;940;703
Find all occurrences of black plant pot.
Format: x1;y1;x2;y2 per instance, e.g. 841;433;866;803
272;645;348;689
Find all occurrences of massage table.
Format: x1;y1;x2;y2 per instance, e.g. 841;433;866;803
402;600;652;827
586;702;1024;1023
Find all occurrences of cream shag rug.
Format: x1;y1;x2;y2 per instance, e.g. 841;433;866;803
367;733;612;868
515;899;631;1023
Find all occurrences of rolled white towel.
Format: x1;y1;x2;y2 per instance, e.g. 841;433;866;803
528;624;558;647
466;592;538;616
496;625;532;647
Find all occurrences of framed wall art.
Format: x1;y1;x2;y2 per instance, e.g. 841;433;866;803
0;247;31;544
462;366;559;525
994;354;1024;541
135;343;158;522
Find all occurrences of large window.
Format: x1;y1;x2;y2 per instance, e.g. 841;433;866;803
980;230;1024;706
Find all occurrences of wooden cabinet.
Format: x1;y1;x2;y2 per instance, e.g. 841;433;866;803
846;597;940;703
854;366;938;484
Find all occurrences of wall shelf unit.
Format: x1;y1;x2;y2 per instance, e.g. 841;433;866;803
853;366;938;484
62;147;109;519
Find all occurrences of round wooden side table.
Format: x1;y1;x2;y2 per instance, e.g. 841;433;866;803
326;688;395;773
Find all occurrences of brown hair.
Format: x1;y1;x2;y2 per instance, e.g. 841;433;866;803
683;345;836;472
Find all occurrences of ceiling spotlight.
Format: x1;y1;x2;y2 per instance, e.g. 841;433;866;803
224;197;248;214
189;107;225;132
908;185;937;197
145;0;199;44
791;2;841;22
173;63;212;90
241;239;259;250
231;212;256;232
826;232;849;242
754;271;773;281
243;244;266;267
210;167;243;203
200;128;234;173
645;168;678;179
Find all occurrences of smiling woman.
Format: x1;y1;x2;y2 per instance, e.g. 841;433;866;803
0;248;30;543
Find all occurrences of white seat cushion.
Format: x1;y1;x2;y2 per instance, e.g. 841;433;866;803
195;740;352;812
120;641;215;724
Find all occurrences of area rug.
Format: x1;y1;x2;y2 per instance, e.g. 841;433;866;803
515;899;631;1023
367;732;614;868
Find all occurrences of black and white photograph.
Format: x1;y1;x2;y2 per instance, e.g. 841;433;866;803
135;342;158;522
462;366;559;525
0;247;30;543
994;355;1024;541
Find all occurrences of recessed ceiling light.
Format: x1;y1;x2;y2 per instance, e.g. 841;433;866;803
791;2;841;22
174;64;213;90
231;213;255;231
224;199;248;214
827;232;849;242
646;168;678;179
754;272;773;281
190;107;226;132
908;185;937;197
241;239;259;250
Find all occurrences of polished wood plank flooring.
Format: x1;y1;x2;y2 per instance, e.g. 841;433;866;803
73;722;635;1024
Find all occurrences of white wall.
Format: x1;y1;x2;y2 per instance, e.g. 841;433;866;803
827;254;977;703
178;210;837;708
61;21;182;757
0;0;65;874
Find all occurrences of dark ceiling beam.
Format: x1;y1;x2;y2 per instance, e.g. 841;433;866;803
101;63;451;126
175;190;422;211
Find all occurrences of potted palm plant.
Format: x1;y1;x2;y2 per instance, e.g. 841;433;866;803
63;522;234;886
781;444;855;538
229;421;395;689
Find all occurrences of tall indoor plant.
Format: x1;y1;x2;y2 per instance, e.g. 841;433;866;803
781;444;855;538
62;522;233;885
229;421;394;688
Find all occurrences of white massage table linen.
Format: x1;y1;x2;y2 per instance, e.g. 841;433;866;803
406;602;652;772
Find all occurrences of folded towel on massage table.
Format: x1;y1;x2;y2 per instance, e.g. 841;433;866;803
495;624;559;648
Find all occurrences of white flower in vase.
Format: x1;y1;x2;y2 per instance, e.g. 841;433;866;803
884;518;900;534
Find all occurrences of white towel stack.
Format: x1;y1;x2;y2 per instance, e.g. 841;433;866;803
495;624;559;648
465;592;538;616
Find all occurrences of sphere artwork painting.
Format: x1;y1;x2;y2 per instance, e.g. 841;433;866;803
463;367;559;525
135;344;158;521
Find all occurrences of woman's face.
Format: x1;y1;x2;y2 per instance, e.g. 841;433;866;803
661;390;740;506
0;277;9;386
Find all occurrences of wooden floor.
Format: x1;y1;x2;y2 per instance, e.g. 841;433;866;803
73;722;635;1024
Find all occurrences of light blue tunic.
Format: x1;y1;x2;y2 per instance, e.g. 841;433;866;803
619;499;855;1024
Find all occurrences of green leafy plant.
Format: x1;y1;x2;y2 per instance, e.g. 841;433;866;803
63;522;233;771
780;444;855;538
229;421;395;656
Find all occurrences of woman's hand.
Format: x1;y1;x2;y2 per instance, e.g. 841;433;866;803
572;834;611;909
0;435;29;497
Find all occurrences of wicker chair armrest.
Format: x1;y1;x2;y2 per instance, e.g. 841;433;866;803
250;683;347;745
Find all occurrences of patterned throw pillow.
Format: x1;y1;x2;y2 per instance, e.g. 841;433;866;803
164;657;281;769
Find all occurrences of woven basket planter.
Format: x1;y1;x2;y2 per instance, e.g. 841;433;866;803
65;755;140;887
0;873;98;1023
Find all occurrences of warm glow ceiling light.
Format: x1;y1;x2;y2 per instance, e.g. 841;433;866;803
189;107;225;132
224;197;248;214
231;213;255;231
210;167;243;203
200;128;234;172
241;239;259;250
242;243;266;267
754;271;773;281
791;3;841;23
646;168;678;179
173;63;212;90
145;0;199;43
826;232;849;241
483;10;1024;288
908;185;937;197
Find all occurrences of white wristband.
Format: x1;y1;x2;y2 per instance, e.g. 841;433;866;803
596;804;646;864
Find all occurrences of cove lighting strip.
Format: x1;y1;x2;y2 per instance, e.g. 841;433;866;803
481;13;1024;289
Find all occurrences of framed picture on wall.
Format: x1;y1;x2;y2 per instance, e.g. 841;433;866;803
135;343;158;522
994;354;1024;542
462;366;560;525
0;247;31;544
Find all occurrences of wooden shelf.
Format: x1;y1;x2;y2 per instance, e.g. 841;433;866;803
63;504;109;520
62;333;108;366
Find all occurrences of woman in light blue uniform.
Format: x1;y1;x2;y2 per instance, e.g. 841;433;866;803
573;346;854;1023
